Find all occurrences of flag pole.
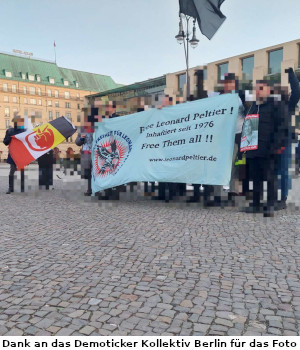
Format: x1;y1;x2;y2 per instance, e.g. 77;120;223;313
54;41;56;63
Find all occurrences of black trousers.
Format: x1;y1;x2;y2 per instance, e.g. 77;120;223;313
84;167;92;193
39;166;53;189
247;157;278;208
9;164;24;192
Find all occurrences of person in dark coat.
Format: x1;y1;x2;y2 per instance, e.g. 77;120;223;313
244;79;290;216
277;68;300;208
38;150;54;190
75;116;94;196
3;116;26;194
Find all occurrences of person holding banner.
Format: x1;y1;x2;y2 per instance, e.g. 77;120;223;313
3;116;26;194
75;116;95;196
220;73;246;197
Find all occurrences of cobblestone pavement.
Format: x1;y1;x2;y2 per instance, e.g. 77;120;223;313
0;164;299;336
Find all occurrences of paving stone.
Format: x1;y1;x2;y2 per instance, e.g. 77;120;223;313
4;328;23;336
79;325;96;335
193;323;210;333
55;328;74;336
35;318;55;329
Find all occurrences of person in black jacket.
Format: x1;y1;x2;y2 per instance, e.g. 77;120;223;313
244;78;290;216
38;150;54;190
277;68;300;209
3;116;26;194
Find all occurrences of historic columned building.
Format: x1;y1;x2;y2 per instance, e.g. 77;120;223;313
0;52;120;158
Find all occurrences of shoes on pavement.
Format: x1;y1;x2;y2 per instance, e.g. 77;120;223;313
243;204;263;214
6;189;12;194
263;206;275;217
84;191;92;196
275;200;287;211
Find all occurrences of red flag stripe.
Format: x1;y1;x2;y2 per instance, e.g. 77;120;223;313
9;137;34;169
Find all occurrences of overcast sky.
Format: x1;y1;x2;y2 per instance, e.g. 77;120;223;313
0;0;299;85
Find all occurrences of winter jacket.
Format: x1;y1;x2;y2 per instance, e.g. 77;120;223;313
3;127;26;165
246;69;300;159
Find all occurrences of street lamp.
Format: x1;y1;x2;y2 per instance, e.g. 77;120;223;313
175;14;199;101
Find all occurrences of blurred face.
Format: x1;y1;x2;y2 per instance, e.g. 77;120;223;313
256;83;271;101
224;80;236;93
16;119;24;127
105;102;116;116
83;117;92;128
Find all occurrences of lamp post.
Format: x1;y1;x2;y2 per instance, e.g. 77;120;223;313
175;14;199;101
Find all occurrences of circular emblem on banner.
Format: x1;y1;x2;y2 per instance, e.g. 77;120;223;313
25;126;55;152
93;131;132;178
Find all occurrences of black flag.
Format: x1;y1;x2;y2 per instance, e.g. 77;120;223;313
179;0;226;40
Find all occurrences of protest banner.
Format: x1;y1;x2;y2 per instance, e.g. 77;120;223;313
92;93;239;193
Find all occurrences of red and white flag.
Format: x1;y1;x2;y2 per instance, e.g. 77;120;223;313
9;117;76;169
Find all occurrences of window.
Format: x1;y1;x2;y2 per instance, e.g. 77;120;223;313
65;91;70;99
217;62;228;81
5;71;12;78
30;87;36;95
76;93;80;100
37;88;41;96
5;120;10;129
4;96;9;102
21;73;26;80
36;75;41;82
28;74;34;81
12;85;17;93
49;111;53;121
54;90;59;97
203;68;207;80
298;44;300;67
47;89;52;97
65;102;71;108
12;96;17;103
178;73;186;92
55;101;59;107
24;98;28;104
66;113;71;120
268;48;283;74
48;100;52;106
242;56;254;81
23;86;27;94
64;80;69;86
30;99;37;105
4;108;10;117
3;83;8;92
13;109;18;117
77;114;81;122
77;104;80;110
49;77;55;84
56;112;60;119
75;81;79;88
38;100;42;105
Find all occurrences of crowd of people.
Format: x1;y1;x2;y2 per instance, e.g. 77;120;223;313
3;69;300;216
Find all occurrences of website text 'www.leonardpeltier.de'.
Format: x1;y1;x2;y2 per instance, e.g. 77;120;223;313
149;155;217;162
